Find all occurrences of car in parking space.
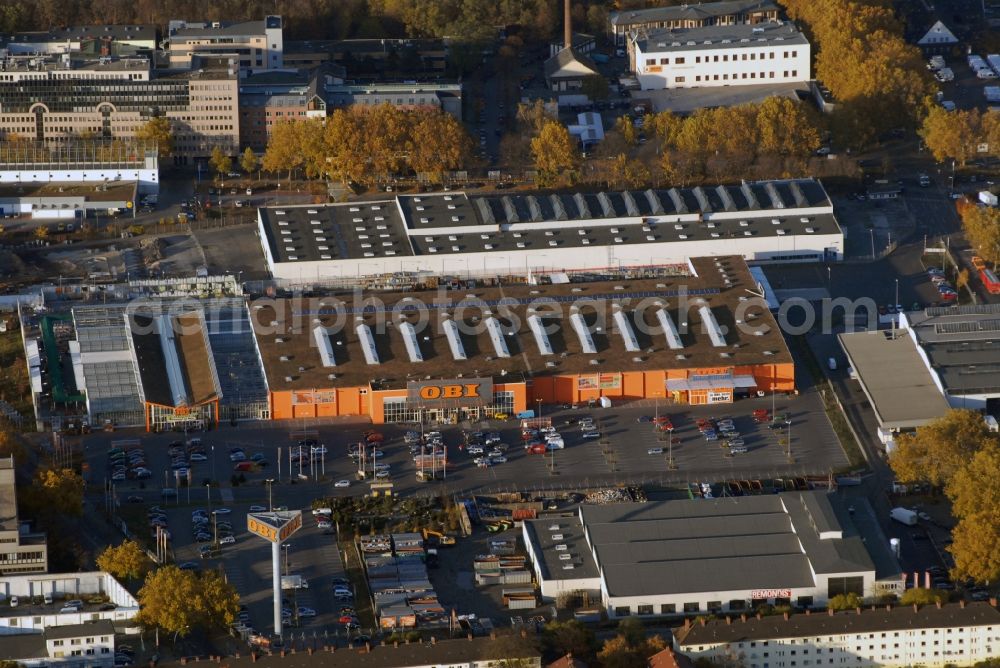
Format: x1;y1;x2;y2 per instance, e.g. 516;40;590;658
230;451;247;462
467;446;484;455
219;535;236;545
178;562;199;570
703;431;719;441
127;495;143;503
647;447;663;455
581;430;601;439
213;508;231;515
298;607;317;617
249;505;266;512
335;479;350;488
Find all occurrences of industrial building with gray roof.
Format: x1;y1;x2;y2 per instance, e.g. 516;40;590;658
523;491;902;619
257;179;843;282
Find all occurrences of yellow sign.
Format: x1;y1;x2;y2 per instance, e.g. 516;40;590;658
247;512;302;543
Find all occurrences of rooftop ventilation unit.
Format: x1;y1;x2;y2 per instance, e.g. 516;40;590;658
356;323;380;365
399;321;424;363
570;311;597;354
442;318;468;361
554;544;568;551
313;326;336;367
656;308;684;350
486;317;511;358
699;305;727;347
613;309;641;352
528;314;554;356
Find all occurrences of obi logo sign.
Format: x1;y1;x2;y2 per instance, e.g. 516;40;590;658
418;384;482;400
406;378;493;407
247;511;302;544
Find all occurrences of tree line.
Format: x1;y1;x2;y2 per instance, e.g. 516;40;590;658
261;104;474;186
919;107;1000;168
0;0;582;42
889;409;1000;583
780;0;934;148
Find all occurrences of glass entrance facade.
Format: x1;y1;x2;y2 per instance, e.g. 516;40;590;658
381;390;515;424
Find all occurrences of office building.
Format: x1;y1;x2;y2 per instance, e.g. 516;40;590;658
0;54;239;161
165;17;283;71
0;456;47;575
523;492;903;618
0;571;138;634
0;25;156;56
630;22;810;90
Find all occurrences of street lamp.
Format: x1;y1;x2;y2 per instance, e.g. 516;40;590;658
667;426;677;470
266;478;275;511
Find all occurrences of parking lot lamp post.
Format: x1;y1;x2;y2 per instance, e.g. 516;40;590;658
536;398;542;420
667;426;677;471
266;478;274;511
785;419;793;462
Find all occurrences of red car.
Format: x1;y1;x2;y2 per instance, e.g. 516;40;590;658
528;444;547;455
339;615;359;625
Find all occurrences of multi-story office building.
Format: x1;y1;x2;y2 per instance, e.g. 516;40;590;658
0;456;48;575
610;0;781;45
631;21;810;90
166;17;283;71
0;54;239;161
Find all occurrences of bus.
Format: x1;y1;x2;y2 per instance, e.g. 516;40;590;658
981;268;1000;295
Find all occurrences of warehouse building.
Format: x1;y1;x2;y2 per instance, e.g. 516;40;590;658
253;256;795;423
523;492;903;618
65;298;268;430
0;571;139;635
257;179;843;283
630;21;810;90
840;304;1000;446
0;140;159;195
675;600;1000;668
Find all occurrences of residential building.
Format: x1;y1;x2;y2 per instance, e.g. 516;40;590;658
917;21;959;54
0;571;139;634
256;179;843;281
674;601;1000;668
0;620;116;668
610;0;781;46
165;16;283;71
174;635;542;668
0;54;239;161
630;22;810;90
0;456;48;575
649;647;694;668
523;492;903;618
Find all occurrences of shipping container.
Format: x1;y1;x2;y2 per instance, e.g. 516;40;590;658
507;597;538;609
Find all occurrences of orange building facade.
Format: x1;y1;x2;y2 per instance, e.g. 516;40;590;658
268;362;794;425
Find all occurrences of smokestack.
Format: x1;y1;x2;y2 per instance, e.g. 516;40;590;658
564;0;572;51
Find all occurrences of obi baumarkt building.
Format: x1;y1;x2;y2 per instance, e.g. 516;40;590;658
254;256;795;424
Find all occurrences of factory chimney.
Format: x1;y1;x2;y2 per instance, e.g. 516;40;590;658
564;0;573;51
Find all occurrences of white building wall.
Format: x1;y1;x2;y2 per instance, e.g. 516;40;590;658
681;620;1000;668
634;41;810;90
266;231;843;282
0;168;158;193
0;572;139;635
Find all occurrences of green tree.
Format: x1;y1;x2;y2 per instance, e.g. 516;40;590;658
959;206;1000;265
137;566;239;640
239;147;259;176
828;592;864;610
889;409;998;487
899;587;947;606
581;75;609;101
96;540;149;582
542;619;597;662
208;146;232;179
530;120;580;186
134;116;174;158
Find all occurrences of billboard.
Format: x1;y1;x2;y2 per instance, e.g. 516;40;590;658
247;510;302;544
406;378;493;407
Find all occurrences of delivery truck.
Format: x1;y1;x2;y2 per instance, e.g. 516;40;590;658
890;507;918;526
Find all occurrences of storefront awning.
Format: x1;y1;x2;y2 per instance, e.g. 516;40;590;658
666;375;758;391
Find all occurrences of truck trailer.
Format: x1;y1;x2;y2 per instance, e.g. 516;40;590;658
890;507;918;526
